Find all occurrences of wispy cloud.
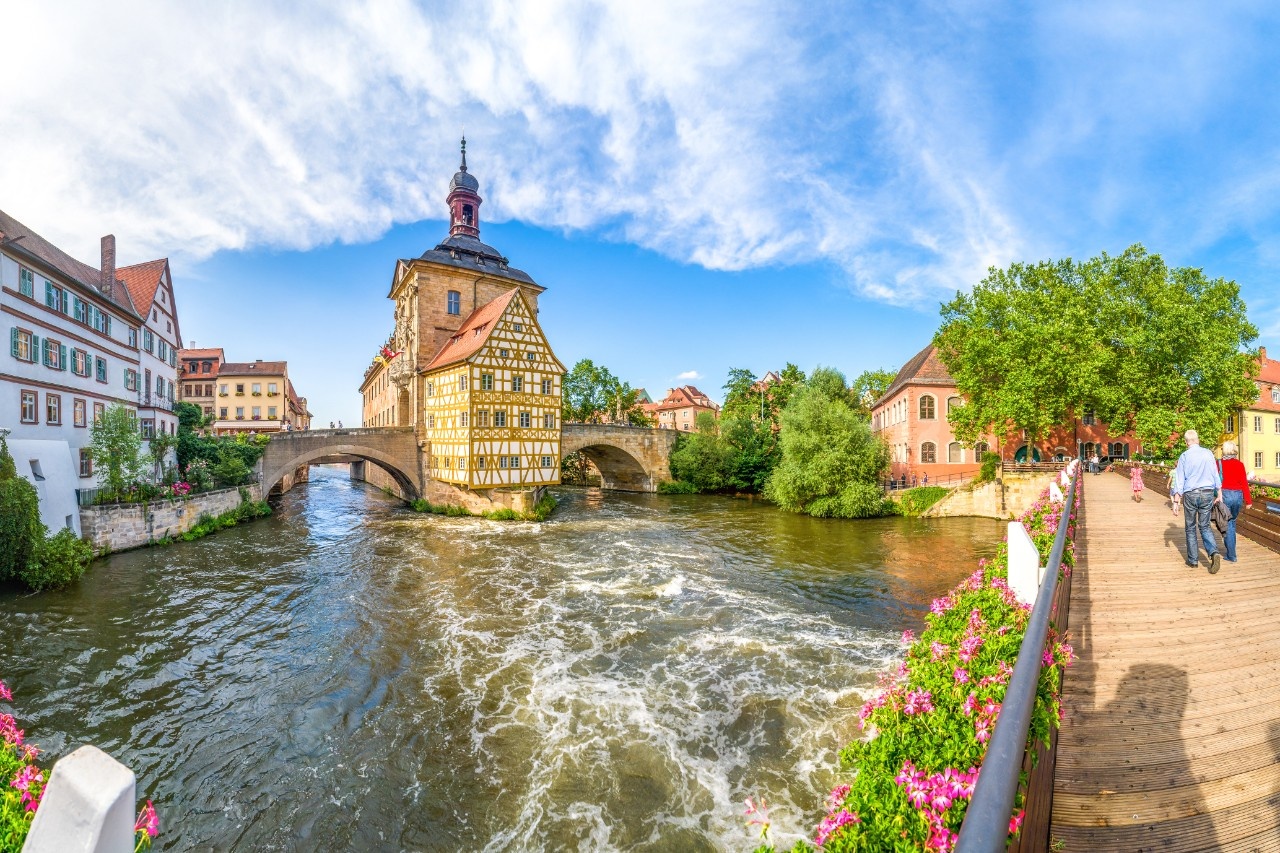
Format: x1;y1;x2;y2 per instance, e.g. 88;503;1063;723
676;370;701;380
1;1;1277;309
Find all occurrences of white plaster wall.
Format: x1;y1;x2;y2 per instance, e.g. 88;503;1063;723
8;438;82;535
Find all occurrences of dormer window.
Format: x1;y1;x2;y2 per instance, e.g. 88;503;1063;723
1272;387;1280;403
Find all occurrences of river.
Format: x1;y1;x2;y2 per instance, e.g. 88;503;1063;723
0;467;1003;851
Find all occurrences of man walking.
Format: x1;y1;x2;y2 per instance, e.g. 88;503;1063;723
1170;429;1223;574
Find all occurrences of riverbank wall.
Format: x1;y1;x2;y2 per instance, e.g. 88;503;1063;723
925;470;1058;519
80;484;265;553
354;461;545;515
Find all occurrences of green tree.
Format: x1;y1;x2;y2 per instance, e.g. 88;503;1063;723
720;368;761;422
935;246;1258;455
89;404;148;499
851;367;898;417
562;359;653;425
764;367;891;518
0;435;42;584
668;413;731;491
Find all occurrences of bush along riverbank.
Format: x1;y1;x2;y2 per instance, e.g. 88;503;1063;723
1;676;158;852
409;492;557;522
753;479;1080;852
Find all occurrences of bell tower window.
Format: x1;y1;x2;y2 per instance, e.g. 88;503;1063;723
462;205;473;226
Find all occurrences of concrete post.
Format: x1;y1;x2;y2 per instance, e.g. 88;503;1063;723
23;745;136;853
1007;521;1041;605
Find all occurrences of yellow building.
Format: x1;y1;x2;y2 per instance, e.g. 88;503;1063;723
365;138;565;502
421;289;564;487
213;360;310;434
1233;347;1280;480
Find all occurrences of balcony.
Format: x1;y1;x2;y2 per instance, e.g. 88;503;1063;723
137;393;175;413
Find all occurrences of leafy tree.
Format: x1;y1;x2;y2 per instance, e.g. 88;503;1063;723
668;413;730;491
851;367;898;417
764;367;891;518
89;404;148;499
935;246;1257;454
720;368;762;422
0;435;42;584
148;430;178;483
22;528;92;591
562;359;653;425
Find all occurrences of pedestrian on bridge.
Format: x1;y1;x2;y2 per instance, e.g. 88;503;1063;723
1218;441;1251;563
1170;429;1223;574
1130;463;1144;502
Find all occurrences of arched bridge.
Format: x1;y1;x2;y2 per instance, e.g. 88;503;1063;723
261;427;423;499
259;424;678;497
562;424;678;492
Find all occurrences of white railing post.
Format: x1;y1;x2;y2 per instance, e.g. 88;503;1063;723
22;745;135;853
1007;521;1041;604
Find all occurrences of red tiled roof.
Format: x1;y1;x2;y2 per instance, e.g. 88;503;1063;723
653;385;718;411
0;209;139;316
219;361;288;377
423;289;519;372
178;348;225;360
874;344;956;407
1250;353;1280;413
117;258;168;318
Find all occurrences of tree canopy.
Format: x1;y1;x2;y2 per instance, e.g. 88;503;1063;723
562;359;654;426
764;367;891;518
934;245;1258;454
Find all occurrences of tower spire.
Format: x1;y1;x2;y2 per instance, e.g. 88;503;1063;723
460;136;467;172
447;138;482;239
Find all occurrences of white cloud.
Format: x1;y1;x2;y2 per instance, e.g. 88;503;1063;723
676;370;701;380
1;1;1274;310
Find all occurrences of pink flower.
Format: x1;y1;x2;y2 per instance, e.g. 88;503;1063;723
1008;808;1025;836
135;800;159;839
903;689;935;715
0;680;11;702
0;712;25;746
962;692;978;716
814;807;860;846
930;597;951;616
930;641;949;661
11;763;43;813
954;667;969;683
825;784;851;810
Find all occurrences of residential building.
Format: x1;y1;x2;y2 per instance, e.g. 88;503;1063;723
177;347;226;420
212;360;310;434
364;138;565;498
1;209;179;534
651;385;719;431
1231;346;1280;480
871;342;1142;482
119;258;182;441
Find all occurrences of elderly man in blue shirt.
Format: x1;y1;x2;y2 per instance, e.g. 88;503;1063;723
1171;429;1223;574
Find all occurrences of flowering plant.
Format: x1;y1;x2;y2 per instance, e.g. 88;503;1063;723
0;677;158;852
170;481;192;498
752;479;1080;852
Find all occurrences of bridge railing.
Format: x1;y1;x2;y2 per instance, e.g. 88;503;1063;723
954;464;1080;853
269;426;414;439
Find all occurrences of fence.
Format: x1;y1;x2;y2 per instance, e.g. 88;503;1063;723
76;472;261;507
954;465;1079;852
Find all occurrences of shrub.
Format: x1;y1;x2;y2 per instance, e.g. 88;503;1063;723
0;475;42;586
897;486;949;517
974;452;1002;485
19;530;92;592
754;478;1080;852
657;480;700;494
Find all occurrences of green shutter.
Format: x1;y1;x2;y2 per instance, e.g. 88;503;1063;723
9;328;18;358
59;344;67;371
31;335;39;361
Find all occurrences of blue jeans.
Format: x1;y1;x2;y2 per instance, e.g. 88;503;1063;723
1222;489;1245;561
1182;488;1219;563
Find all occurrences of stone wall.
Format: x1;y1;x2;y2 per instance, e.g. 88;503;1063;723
80;483;264;554
358;462;543;514
925;470;1058;519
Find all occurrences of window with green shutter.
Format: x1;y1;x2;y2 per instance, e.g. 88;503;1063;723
73;297;85;323
45;280;56;308
59;344;67;371
19;267;33;298
9;328;18;358
96;357;107;382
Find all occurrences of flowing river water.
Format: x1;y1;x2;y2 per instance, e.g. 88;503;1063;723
0;467;1003;851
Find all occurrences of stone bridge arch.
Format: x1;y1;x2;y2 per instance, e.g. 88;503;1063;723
561;424;678;492
260;428;422;500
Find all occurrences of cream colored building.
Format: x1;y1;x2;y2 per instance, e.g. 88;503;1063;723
213;360;310;434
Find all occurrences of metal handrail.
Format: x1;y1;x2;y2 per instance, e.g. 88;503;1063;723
954;465;1079;852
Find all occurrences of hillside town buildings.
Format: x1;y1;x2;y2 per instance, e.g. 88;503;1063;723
177;347;226;419
1223;346;1280;478
0;209;181;534
361;139;565;506
647;385;719;430
202;359;310;435
871;343;1143;482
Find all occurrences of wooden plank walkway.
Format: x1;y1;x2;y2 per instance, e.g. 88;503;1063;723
1050;470;1280;852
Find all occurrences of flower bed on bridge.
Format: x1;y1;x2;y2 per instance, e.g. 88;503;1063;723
752;478;1080;853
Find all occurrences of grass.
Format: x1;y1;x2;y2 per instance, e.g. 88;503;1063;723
171;500;273;543
409;492;557;522
890;486;951;517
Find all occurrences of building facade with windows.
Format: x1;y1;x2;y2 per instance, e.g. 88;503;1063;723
364;139;565;500
1229;346;1280;479
871;342;1142;483
211;360;310;434
177;347;226;420
649;385;719;430
119;258;182;442
0;209;179;533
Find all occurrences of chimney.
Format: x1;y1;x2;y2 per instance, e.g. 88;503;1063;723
100;235;116;297
1262;346;1268;361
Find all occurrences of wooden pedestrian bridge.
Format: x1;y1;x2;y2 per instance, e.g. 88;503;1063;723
961;465;1280;852
1047;468;1280;852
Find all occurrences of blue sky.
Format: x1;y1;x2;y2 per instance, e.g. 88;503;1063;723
5;1;1280;423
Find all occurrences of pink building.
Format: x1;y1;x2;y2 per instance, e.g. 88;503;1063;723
871;345;988;483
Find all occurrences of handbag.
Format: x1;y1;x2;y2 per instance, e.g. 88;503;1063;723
1212;499;1231;535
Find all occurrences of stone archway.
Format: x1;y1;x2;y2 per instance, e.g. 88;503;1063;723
560;425;678;492
260;429;422;501
572;443;653;492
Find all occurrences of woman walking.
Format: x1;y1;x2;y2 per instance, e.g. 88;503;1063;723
1219;441;1251;563
1130;464;1145;502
